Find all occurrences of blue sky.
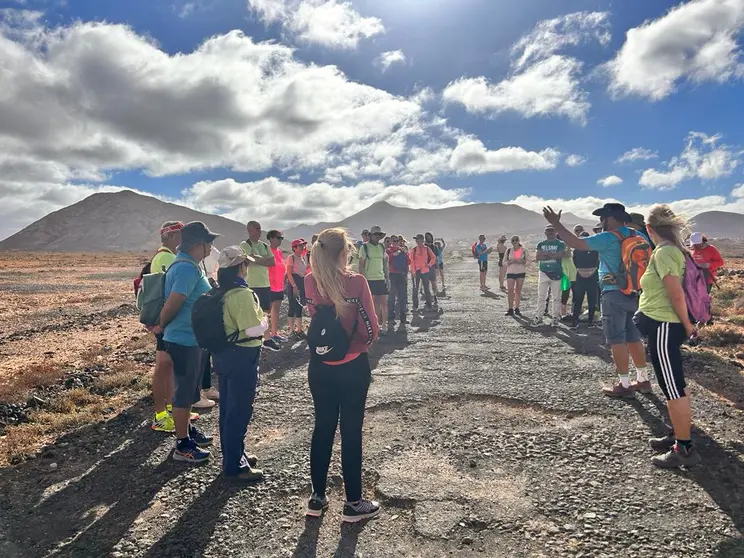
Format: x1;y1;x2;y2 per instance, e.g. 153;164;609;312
1;0;743;239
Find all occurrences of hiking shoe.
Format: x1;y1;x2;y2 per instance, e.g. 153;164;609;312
602;382;636;399
652;444;701;469
263;339;281;352
631;380;652;394
243;453;258;467
226;466;264;482
272;334;289;343
505;309;514;316
152;413;176;433
189;425;213;446
514;308;521;317
173;439;210;463
306;494;330;518
649;434;676;453
202;388;220;401
193;395;216;410
342;499;381;523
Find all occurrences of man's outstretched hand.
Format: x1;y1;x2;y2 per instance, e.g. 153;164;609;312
543;206;562;226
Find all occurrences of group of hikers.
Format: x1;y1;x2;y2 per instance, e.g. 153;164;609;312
472;202;725;470
136;221;447;523
135;200;724;525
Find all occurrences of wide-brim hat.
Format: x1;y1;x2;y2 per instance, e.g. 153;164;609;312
592;203;632;223
218;245;255;268
369;225;386;237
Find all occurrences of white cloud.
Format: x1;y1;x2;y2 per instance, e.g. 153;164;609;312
616;147;658;163
449;137;560;174
565;154;586;167
506;185;744;222
597;175;623;187
732;183;744;198
639;132;740;190
179;3;196;18
247;0;384;49
443;12;609;123
375;49;406;71
181;177;469;227
607;0;744;100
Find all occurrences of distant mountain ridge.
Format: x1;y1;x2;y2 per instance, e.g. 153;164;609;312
1;191;741;253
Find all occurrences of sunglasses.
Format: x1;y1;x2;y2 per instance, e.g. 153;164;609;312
273;236;284;240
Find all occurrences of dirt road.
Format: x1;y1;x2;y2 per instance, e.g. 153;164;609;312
1;260;743;557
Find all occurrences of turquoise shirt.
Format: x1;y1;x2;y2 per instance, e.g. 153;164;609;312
584;227;650;292
163;252;211;347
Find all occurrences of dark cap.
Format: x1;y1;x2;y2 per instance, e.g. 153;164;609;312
180;221;220;249
592;202;632;223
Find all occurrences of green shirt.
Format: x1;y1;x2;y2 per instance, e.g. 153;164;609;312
150;247;176;273
536;239;566;275
239;240;271;288
639;245;685;323
360;242;385;281
223;288;264;348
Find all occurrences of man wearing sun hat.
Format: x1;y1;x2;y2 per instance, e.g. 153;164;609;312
359;225;390;332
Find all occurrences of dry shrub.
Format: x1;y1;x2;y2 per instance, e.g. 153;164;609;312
0;362;66;403
48;388;101;413
93;363;145;394
700;324;744;347
727;315;744;327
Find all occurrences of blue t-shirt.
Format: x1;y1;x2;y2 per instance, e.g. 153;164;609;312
163;252;211;347
435;246;444;265
584;227;650;292
475;243;489;262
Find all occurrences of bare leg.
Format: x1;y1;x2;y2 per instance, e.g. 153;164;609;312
153;350;173;414
668;396;692;440
270;300;281;337
515;278;524;309
507;278;515;309
628;341;647;368
173;407;191;439
610;344;630;374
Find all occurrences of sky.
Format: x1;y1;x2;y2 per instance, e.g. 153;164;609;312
1;0;744;240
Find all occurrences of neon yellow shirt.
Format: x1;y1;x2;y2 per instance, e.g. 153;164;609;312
239;240;271;288
223;287;264;348
639;245;685;324
150;247;176;273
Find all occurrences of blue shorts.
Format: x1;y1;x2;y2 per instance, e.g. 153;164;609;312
166;342;203;408
601;290;642;345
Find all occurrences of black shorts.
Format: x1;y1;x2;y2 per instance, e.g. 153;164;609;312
271;290;284;302
506;273;526;280
478;261;488;273
155;333;166;352
251;286;272;312
368;280;389;296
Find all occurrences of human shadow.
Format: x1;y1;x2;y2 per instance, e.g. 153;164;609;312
683;350;744;411
515;318;614;365
291;516;325;558
0;397;185;558
369;327;411;371
409;310;442;334
142;476;241;558
480;290;501;300
332;520;371;558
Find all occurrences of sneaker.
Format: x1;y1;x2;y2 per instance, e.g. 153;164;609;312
151;413;176;433
649;434;676;453
243;453;259;467
173;439;210;463
193;395;216;410
306;494;330;518
342;499;381;523
530;317;543;327
631;380;652;394
226;466;264;482
505;309;514;316
263;339;281;352
272;334;289;343
189;425;214;446
514;308;522;317
602;382;636;399
202;388;220;401
652;443;701;468
551;318;560;328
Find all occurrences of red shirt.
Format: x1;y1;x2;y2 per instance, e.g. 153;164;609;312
304;272;379;359
691;244;724;284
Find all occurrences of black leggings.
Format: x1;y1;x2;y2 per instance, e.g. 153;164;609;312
572;273;599;322
202;350;212;390
288;274;306;318
308;353;371;502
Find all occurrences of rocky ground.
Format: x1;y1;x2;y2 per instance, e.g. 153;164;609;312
1;259;744;557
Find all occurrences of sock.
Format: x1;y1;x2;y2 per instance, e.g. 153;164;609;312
635;365;650;383
177;436;190;448
619;375;630;388
676;439;692;450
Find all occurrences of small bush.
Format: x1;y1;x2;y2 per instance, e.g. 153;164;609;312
700;324;744;347
0;362;66;403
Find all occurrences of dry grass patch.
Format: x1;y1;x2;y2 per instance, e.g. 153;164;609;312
92;362;149;394
700;324;744;347
0;362;67;404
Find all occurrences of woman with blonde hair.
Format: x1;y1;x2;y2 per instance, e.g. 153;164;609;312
504;235;528;316
303;228;381;522
635;205;701;468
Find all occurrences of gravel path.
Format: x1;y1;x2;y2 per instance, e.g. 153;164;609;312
1;261;743;557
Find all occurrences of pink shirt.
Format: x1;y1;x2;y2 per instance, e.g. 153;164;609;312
269;247;285;292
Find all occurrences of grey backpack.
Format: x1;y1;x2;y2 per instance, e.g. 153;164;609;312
137;258;199;327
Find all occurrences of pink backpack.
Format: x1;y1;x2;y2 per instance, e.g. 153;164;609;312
682;254;712;324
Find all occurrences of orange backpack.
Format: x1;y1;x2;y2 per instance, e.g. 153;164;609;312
611;230;652;295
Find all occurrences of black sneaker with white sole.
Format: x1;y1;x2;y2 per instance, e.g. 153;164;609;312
306;494;329;518
189;425;213;446
342;499;381;523
263;339;281;352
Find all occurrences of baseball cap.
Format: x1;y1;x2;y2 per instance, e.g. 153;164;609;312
217;245;255;268
690;232;704;245
180;221;220;249
592;203;632;223
291;238;307;248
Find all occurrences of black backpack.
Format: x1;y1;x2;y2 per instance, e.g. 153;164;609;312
307;302;359;362
192;286;261;353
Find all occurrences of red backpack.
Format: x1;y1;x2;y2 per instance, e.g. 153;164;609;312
611;230;652;295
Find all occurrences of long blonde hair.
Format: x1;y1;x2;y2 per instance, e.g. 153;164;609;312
310;228;353;317
647;205;688;253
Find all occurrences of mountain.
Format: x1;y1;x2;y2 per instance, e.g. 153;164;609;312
690;211;744;239
0;190;247;252
282;201;593;242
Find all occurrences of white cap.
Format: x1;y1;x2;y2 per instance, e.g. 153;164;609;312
690;232;704;245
